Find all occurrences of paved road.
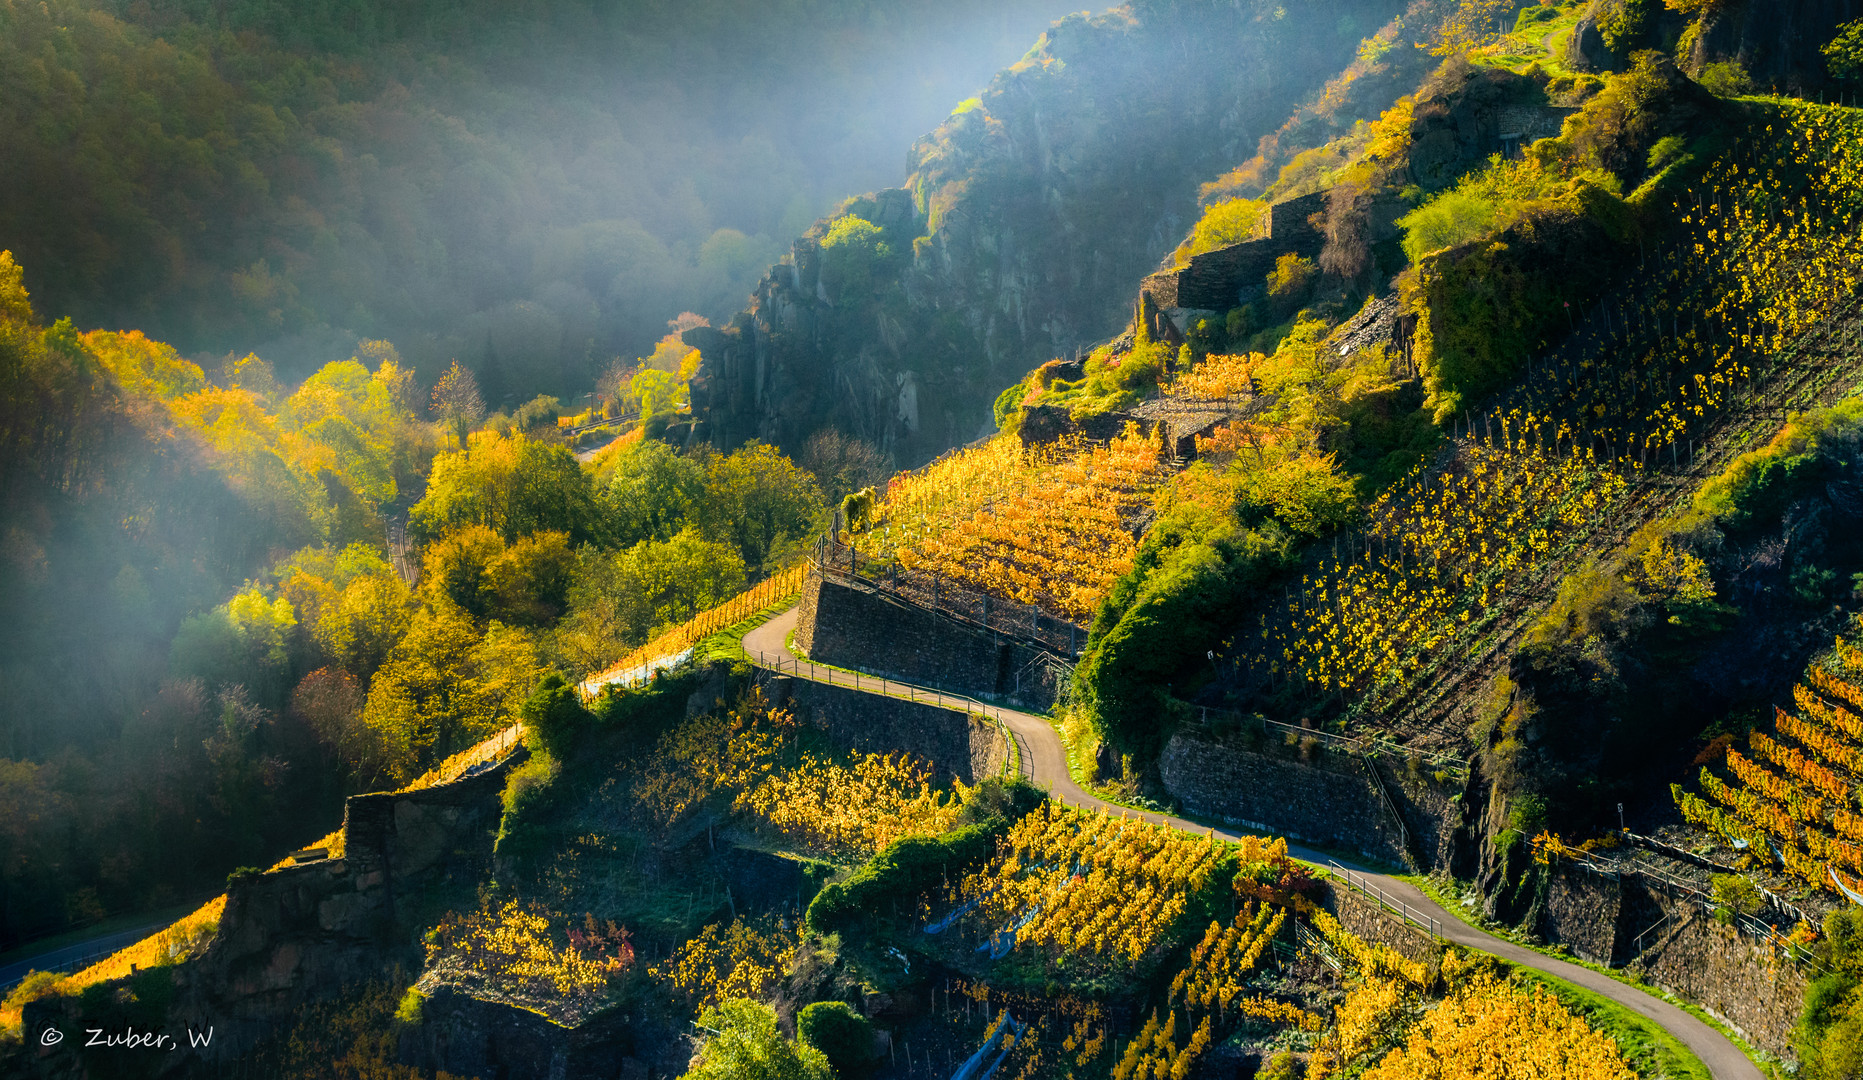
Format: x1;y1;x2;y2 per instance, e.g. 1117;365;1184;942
0;923;170;993
743;608;1762;1080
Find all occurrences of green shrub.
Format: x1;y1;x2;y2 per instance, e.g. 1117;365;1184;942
1694;61;1753;97
226;866;262;889
690;1000;832;1080
994;382;1027;433
1514;5;1559;33
805;802;1035;934
1710;874;1762;922
1595;0;1656;54
1693;398;1863;530
2;970;65;1012
493;751;561;863
1176;197;1267;263
1224;304;1256;343
1075;510;1296;757
1823;19;1863;81
394;987;424;1024
798;1001;875;1075
520;671;595;759
1399;189;1499;263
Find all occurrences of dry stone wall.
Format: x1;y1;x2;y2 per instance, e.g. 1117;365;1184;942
23;750;525;1067
797;572;1064;709
1159;732;1445;867
1324;883;1439;964
1141;190;1329;312
764;673;1008;784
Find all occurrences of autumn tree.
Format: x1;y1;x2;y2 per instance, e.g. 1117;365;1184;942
411;432;599;544
1432;0;1514;55
686;1000;831;1080
432;360;486;449
598;440;708;546
696;442;825;574
553;530;746;673
800;428;892;503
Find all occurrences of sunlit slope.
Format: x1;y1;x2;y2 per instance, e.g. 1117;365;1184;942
1228;100;1863;747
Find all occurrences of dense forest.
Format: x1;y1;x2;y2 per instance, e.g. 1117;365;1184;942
0;0;1072;393
0;248;842;945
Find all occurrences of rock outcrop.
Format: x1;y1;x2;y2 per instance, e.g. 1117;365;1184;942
1568;0;1863;90
688;0;1412;467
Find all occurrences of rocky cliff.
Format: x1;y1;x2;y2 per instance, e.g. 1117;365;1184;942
1568;0;1863;90
688;0;1410;466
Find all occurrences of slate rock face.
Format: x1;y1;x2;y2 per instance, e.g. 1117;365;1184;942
688;0;1412;469
1683;0;1863;91
1564;13;1617;74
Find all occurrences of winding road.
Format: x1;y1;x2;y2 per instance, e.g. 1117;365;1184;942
743;608;1762;1080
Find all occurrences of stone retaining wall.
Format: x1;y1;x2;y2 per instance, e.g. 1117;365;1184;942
1325;883;1439;964
766;673;1008;784
797;572;1064;709
1159;732;1414;866
24;750;525;1067
1141;190;1329;310
1536;864;1811;1060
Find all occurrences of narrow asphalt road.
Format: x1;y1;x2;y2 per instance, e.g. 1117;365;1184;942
0;923;170;993
743;608;1762;1080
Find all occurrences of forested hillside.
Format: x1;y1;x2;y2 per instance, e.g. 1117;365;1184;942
0;251;834;947
0;0;1072;392
688;0;1416;464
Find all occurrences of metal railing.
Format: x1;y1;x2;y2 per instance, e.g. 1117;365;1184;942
1562;849;1836;977
1326;860;1439;938
812;538;1086;658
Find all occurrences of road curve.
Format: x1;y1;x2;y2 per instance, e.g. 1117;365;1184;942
742;608;1762;1080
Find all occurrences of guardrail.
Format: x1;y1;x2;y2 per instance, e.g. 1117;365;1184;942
1560;849;1835;976
579;566;810;697
813;538;1086;659
1326;860;1438;938
0;924;168;993
395;723;523;793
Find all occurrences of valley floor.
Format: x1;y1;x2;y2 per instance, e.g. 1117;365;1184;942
741;608;1766;1080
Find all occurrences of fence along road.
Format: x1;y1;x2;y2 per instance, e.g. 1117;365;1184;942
741;607;1763;1080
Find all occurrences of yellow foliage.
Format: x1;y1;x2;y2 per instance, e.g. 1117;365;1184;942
627;696;960;859
652;915;795;1013
954;803;1222;974
1363;964;1634;1080
884;427;1166;622
738;753;966;859
34;895;228;1005
424;901;632;1002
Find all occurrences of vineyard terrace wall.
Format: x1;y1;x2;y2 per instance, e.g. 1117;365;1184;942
20;749;528;1067
1159;732;1467;869
795;572;1068;709
1140;189;1330;312
1536;863;1810;1060
761;672;1008;784
402;988;680;1080
1324;881;1439;964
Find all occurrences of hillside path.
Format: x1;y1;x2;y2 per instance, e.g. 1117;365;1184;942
741;607;1763;1080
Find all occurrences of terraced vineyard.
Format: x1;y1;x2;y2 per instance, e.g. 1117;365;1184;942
1238;102;1863;748
870;427;1170;624
1677;634;1863;896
